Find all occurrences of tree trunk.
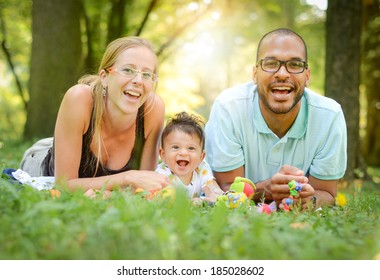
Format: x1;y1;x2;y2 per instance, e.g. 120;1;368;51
362;0;380;167
24;0;82;139
325;0;362;180
107;0;130;43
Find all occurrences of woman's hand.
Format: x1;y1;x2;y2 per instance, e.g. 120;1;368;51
124;170;170;191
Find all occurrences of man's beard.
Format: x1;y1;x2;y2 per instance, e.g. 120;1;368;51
257;86;303;114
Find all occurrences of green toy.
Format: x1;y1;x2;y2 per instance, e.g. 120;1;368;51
215;191;248;209
229;176;256;199
215;177;256;209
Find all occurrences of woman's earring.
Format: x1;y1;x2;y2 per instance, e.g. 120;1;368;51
102;86;107;97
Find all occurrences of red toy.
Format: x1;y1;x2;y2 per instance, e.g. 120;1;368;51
257;201;277;214
229;177;256;199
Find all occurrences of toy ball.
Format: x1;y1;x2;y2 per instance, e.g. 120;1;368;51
229;177;256;199
285;197;294;205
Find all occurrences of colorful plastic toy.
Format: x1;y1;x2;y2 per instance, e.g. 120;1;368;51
229;177;256;199
135;185;176;203
216;191;249;209
215;177;256;209
156;185;176;202
283;180;303;211
288;180;302;196
256;201;277;214
283;203;291;212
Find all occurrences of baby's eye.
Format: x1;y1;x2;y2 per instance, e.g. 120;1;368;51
188;147;196;151
171;145;179;150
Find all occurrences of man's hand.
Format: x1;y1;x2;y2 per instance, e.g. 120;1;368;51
270;165;314;208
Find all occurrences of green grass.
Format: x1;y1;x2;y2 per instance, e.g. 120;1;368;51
0;140;379;260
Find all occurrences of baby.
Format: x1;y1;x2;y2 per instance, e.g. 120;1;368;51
155;112;223;204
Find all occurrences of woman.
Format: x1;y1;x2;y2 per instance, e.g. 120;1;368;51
26;36;170;193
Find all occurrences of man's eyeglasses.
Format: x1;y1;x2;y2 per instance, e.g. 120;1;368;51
106;66;158;82
257;59;308;74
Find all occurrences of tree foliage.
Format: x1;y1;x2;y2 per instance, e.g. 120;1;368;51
0;0;379;177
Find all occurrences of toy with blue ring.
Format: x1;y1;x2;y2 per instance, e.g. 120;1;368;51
284;180;302;211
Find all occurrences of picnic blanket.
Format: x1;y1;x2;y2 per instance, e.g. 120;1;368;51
2;168;55;191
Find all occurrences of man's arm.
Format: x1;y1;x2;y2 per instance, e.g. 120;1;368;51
252;179;273;203
272;170;337;210
213;165;337;209
213;166;245;192
279;175;337;210
308;175;337;207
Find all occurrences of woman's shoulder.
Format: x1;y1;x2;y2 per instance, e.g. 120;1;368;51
64;84;92;100
151;94;165;111
144;94;165;122
58;84;93;131
141;94;165;140
61;84;93;110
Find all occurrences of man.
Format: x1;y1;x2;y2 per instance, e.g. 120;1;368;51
205;28;347;210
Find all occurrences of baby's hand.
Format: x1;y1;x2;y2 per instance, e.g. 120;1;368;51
203;180;224;200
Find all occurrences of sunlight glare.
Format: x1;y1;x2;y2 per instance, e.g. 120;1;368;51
306;0;327;10
184;32;215;60
188;2;199;11
211;11;220;20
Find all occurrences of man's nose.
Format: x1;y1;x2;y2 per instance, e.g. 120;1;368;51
275;64;291;78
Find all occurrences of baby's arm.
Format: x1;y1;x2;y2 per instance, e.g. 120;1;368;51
203;180;224;202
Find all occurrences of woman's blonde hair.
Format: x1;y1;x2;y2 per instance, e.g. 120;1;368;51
78;36;158;175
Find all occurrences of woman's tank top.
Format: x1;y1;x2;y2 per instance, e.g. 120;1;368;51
42;106;145;177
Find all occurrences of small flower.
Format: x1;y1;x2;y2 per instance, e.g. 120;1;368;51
49;189;61;198
335;192;347;207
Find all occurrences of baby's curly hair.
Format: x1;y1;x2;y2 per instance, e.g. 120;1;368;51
161;111;205;149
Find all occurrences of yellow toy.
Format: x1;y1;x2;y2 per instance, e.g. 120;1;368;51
156;185;176;202
216;191;249;209
135;185;176;203
215;177;256;209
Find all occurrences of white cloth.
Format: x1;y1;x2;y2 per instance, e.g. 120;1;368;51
20;137;53;177
12;169;55;191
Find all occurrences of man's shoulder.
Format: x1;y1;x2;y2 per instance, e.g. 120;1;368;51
215;81;256;103
304;88;342;113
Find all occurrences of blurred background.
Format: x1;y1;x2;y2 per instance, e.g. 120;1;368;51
0;0;379;180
